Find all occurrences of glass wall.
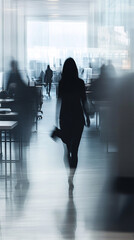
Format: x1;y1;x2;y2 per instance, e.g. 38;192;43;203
27;20;88;79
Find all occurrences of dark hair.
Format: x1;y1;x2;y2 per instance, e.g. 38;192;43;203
61;58;78;82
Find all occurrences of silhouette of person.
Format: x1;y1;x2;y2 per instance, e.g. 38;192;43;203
38;70;44;84
90;63;113;100
44;65;53;97
6;60;22;98
114;73;134;178
106;59;116;78
52;58;90;195
97;64;109;99
6;60;38;188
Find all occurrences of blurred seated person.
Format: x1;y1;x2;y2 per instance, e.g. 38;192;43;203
89;64;115;100
106;59;116;79
37;70;44;84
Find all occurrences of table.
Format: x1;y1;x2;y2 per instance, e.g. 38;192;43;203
0;121;18;177
0;112;18;120
0;108;11;113
0;98;15;110
0;98;14;103
0;121;17;130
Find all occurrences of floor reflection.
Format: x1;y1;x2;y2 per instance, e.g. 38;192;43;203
1;91;134;239
55;198;77;239
14;151;29;213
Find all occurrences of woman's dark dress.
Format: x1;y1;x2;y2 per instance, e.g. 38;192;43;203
58;78;86;169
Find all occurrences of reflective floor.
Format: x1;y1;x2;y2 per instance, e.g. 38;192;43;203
0;88;134;239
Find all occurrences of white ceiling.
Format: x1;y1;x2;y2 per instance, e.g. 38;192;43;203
13;0;134;26
15;0;94;18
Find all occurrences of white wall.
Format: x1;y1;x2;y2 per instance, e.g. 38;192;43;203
1;0;26;88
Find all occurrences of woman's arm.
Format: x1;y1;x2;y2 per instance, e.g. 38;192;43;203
82;100;90;127
55;82;62;127
81;81;90;127
55;98;61;128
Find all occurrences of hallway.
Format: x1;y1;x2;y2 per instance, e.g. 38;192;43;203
0;88;133;239
0;0;134;238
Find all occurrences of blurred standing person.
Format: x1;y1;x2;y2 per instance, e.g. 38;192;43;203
44;65;53;97
106;60;116;79
51;58;90;196
106;60;117;98
115;73;134;178
6;60;22;98
6;60;38;188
